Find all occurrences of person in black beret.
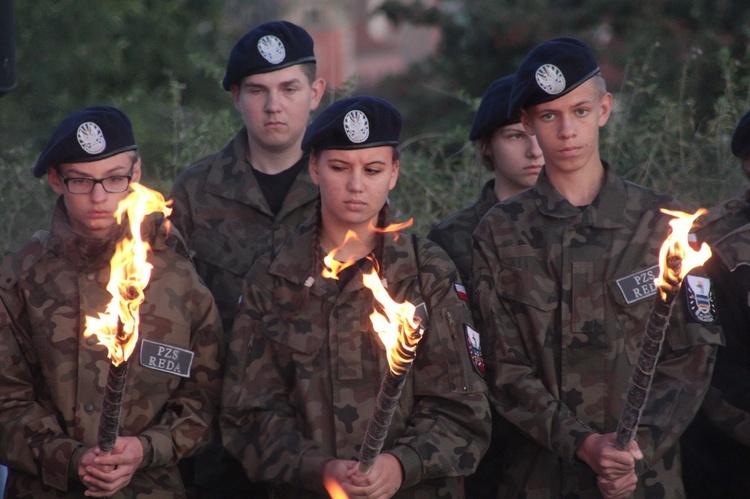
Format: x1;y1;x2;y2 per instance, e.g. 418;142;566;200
680;109;750;499
168;20;326;498
426;76;543;499
220;95;491;498
34;105;141;237
170;19;326;332
427;74;544;285
0;105;225;498
472;37;721;498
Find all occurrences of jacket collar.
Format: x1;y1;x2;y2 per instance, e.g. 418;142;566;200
268;218;419;295
203;128;319;216
533;161;627;229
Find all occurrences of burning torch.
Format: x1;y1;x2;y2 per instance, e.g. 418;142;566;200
357;267;424;474
319;222;425;475
613;208;711;450
83;183;172;453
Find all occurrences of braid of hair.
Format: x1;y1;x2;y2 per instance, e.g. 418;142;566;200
286;198;321;316
374;202;391;275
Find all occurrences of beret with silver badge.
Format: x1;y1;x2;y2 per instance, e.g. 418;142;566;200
222;20;316;91
508;37;600;118
302;96;403;152
33;105;137;178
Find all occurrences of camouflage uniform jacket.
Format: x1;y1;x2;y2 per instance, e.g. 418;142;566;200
691;188;750;445
221;220;491;498
169;128;319;333
472;165;722;498
427;179;498;285
0;199;225;498
678;190;750;497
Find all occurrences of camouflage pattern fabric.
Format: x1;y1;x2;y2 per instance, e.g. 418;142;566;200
472;165;722;498
428;178;517;499
0;199;225;498
221;220;491;498
169;128;319;333
427;179;498;286
680;191;750;497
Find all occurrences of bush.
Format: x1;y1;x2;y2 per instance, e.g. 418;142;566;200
1;53;748;257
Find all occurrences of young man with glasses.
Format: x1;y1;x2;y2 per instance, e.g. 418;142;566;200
0;106;225;498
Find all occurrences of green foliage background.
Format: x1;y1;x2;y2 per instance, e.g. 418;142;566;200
2;0;750;256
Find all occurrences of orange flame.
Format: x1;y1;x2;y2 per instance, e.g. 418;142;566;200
319;221;424;374
322;230;359;279
362;266;423;375
323;476;349;499
654;208;712;300
83;183;172;365
371;218;413;240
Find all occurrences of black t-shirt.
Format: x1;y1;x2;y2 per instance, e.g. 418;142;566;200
252;157;306;216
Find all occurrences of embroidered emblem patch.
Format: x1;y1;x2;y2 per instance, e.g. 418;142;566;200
454;283;468;302
257;34;286;64
140;339;194;378
76;122;106;155
465;324;485;377
343;109;369;143
685;275;716;324
615;265;659;304
535;64;566;95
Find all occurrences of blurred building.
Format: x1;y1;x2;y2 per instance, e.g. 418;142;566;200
222;0;440;91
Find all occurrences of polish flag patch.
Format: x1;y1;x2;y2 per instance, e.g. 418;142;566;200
455;283;468;301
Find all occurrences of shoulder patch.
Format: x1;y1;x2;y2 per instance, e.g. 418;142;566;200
464;324;485;377
454;283;468;301
684;275;717;324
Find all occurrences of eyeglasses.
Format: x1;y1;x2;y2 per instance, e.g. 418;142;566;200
56;166;134;194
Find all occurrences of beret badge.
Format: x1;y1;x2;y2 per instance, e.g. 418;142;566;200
257;35;285;64
536;64;566;95
344;110;370;144
76;122;107;155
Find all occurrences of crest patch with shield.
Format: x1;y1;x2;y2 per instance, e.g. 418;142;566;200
685;274;717;324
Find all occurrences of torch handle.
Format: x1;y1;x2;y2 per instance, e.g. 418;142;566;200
358;369;409;475
98;360;129;453
613;290;677;450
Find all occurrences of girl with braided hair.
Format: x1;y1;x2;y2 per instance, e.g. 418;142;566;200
220;96;490;499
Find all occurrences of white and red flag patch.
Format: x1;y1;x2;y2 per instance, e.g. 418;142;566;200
455;283;468;301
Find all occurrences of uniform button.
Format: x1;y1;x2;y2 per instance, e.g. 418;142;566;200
84;403;95;412
87;336;97;346
87;273;96;281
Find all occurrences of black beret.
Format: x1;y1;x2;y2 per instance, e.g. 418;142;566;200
509;37;600;118
222;20;316;91
33;105;137;178
302;96;403;152
731;110;750;158
469;75;518;141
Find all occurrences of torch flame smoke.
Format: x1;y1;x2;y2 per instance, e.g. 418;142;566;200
83;183;173;366
654;208;712;300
